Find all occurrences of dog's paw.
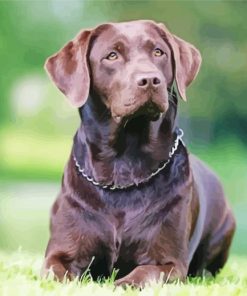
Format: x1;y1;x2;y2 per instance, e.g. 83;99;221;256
115;277;141;289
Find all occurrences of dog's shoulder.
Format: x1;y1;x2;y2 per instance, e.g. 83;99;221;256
189;154;216;177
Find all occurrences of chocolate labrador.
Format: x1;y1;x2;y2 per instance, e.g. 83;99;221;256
42;20;235;287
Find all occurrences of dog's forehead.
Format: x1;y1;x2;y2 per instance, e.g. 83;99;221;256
112;21;157;39
93;21;162;45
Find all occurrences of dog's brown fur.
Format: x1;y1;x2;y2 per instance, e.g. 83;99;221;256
42;20;235;287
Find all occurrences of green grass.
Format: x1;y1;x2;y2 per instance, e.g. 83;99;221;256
0;251;246;296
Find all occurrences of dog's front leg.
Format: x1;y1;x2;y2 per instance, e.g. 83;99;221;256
41;253;76;281
115;262;187;288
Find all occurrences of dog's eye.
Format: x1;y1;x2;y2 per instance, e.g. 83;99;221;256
106;51;118;60
153;48;164;57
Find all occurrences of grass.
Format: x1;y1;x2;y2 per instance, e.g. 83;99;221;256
0;251;246;296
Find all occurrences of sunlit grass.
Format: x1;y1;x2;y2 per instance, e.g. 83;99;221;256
0;251;246;296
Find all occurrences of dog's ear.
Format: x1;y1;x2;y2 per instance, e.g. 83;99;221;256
171;35;202;101
158;24;202;101
45;29;92;107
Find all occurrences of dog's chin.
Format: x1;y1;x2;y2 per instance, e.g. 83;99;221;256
120;103;163;130
147;111;162;121
113;112;161;126
130;102;162;120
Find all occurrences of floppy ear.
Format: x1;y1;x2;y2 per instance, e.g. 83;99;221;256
171;35;202;101
158;24;202;101
45;29;92;107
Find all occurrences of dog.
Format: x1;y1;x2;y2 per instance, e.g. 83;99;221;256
42;20;235;287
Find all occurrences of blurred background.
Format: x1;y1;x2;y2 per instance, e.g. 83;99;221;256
0;1;246;256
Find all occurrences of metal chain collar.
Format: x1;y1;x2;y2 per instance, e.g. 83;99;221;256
74;128;184;191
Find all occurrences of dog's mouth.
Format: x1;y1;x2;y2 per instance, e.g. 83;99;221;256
121;101;162;129
122;102;162;125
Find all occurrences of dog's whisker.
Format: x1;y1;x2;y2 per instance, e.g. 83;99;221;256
123;119;129;128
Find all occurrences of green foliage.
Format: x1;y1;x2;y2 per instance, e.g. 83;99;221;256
0;251;246;295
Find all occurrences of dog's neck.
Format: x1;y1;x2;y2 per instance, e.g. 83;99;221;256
73;94;177;187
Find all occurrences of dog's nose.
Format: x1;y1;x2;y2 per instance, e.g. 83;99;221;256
136;73;161;89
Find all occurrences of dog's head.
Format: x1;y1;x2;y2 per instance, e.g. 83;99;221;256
45;20;201;123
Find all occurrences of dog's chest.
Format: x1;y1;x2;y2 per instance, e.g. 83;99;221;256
97;175;183;262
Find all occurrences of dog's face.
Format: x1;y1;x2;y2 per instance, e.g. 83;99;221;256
89;22;173;122
45;20;201;123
